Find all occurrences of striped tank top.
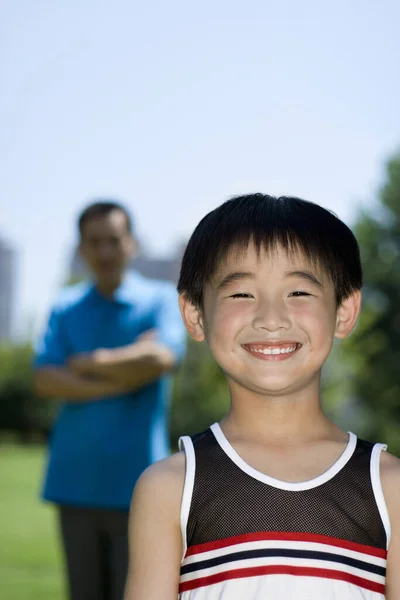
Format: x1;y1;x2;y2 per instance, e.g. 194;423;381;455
178;423;390;599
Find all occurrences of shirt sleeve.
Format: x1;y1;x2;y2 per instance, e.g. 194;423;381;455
154;284;187;364
34;304;69;367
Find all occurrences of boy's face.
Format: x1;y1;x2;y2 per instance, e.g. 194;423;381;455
180;243;361;399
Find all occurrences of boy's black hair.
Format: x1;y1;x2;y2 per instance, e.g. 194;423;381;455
178;193;362;307
78;200;133;236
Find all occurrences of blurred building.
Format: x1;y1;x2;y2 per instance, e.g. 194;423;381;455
134;249;184;283
0;237;17;341
68;244;185;285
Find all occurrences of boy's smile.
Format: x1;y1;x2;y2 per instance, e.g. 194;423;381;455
242;341;301;361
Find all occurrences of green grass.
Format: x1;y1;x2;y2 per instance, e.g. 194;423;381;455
0;444;66;600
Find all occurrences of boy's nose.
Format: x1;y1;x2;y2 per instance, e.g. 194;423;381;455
251;301;291;332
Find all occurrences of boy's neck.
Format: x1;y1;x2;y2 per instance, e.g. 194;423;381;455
223;383;341;445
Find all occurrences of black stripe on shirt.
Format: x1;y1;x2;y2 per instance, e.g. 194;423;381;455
180;548;386;577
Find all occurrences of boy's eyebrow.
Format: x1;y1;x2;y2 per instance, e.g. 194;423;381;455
216;270;324;289
285;270;324;287
216;271;256;289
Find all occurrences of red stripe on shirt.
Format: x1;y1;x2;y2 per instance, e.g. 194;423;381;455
184;531;387;560
179;564;385;594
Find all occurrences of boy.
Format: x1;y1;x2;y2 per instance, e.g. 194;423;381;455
125;194;400;599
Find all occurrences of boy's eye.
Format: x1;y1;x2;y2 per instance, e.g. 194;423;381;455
230;293;252;299
289;291;312;297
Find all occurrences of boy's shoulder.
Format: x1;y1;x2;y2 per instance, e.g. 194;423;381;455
132;428;214;511
381;450;400;499
380;450;400;535
132;451;186;512
381;448;400;470
140;450;186;482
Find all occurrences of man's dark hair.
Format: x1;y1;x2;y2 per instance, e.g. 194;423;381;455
78;200;133;236
178;193;362;307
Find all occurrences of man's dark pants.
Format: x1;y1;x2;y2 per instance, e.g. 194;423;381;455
58;505;129;600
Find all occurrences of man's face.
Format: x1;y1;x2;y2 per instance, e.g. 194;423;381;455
197;243;342;399
79;210;135;287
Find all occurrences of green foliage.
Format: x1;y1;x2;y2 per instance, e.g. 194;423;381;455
0;344;56;442
170;338;230;449
0;444;65;599
337;151;400;454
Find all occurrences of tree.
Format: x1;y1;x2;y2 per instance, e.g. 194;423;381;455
338;152;400;454
170;338;230;449
0;344;56;442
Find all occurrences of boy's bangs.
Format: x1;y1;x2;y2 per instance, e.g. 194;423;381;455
212;224;331;284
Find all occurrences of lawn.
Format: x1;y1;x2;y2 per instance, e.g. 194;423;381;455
0;444;66;600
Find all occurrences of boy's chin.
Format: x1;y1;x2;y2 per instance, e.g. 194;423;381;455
227;373;320;398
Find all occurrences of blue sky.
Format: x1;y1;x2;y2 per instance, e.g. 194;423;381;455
2;0;400;338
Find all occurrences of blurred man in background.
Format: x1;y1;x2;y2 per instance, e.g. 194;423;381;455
34;200;186;600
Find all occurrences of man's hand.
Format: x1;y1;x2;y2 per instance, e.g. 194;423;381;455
136;329;157;343
68;330;157;376
67;330;176;391
68;352;101;376
34;365;133;401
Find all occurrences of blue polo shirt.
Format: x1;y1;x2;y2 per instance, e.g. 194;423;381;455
35;272;186;510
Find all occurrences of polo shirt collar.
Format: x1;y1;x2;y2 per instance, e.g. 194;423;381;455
90;272;143;305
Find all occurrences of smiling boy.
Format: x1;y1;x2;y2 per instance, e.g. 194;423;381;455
125;194;400;600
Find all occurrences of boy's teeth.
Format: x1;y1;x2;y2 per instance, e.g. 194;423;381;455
250;345;297;355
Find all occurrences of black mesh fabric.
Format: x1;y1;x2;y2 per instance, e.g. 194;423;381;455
186;429;387;551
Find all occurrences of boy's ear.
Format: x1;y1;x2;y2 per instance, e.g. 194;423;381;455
334;290;362;339
178;294;206;342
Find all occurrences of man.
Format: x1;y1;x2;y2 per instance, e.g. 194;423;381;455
34;200;186;600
